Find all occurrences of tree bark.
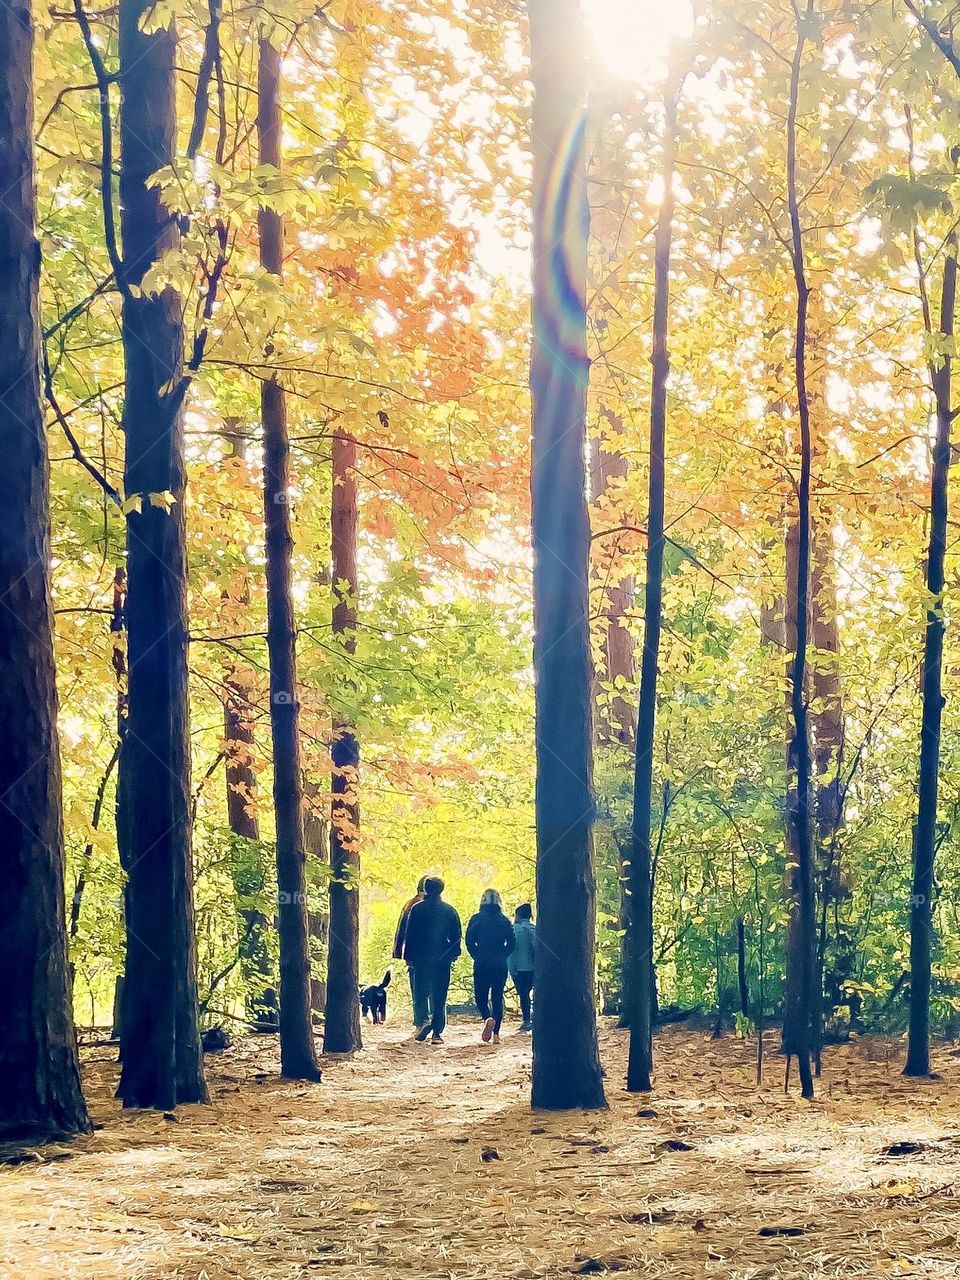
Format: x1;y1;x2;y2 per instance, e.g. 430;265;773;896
781;1;817;1100
303;786;329;1018
0;0;90;1139
591;419;636;748
528;0;606;1111
906;233;957;1077
626;79;680;1095
323;431;362;1054
810;515;844;1069
223;655;277;1030
257;34;320;1082
115;0;206;1110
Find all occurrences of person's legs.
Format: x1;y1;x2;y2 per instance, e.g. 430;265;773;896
410;965;430;1027
473;963;491;1020
491;964;507;1035
431;964;451;1037
515;972;533;1025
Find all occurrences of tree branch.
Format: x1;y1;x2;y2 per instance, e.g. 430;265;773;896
71;0;129;298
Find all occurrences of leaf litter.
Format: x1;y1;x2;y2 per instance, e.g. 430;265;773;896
1;1022;960;1278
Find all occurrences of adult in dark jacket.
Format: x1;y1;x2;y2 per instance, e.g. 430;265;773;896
393;875;428;1025
465;889;515;1043
403;877;462;1043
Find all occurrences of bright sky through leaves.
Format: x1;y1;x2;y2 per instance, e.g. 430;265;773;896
584;0;694;80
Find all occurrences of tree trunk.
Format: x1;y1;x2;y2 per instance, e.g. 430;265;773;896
591;419;636;748
626;80;680;1095
781;2;817;1099
323;431;362;1054
528;0;605;1111
810;517;843;1070
0;0;90;1139
223;659;277;1030
110;566;127;1045
303;787;329;1019
69;742;120;944
115;0;206;1110
257;33;320;1082
737;919;750;1019
906;234;957;1077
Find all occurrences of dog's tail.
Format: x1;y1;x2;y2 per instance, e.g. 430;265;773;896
381;968;392;989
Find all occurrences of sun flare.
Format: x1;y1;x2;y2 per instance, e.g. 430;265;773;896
584;0;693;81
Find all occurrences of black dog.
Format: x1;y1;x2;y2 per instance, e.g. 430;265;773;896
359;969;391;1023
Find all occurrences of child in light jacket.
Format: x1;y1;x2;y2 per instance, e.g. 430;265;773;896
509;903;536;1032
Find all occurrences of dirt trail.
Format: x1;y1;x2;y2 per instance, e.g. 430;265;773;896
2;1021;960;1278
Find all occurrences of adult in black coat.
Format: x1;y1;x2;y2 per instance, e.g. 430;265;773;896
403;877;462;1043
465;889;515;1043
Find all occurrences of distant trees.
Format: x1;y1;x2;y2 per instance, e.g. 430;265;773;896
0;0;89;1139
528;0;606;1111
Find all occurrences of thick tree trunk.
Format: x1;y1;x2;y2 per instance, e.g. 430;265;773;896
257;34;320;1082
0;0;90;1139
528;0;606;1111
626;82;680;1095
323;431;362;1054
781;3;817;1099
115;0;206;1109
906;235;957;1077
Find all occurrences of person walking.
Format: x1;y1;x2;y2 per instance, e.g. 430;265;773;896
509;902;536;1032
393;875;428;1026
402;877;462;1044
466;889;515;1043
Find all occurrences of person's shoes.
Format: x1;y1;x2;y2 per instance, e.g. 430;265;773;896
431;1033;444;1044
414;1024;431;1042
481;1017;495;1043
519;1020;532;1033
492;1033;500;1044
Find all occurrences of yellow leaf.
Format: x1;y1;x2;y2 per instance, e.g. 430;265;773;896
217;1222;259;1240
121;494;143;516
148;490;177;513
877;1179;917;1198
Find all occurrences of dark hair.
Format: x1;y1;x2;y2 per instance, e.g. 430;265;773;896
515;902;532;921
416;875;428;893
424;876;444;897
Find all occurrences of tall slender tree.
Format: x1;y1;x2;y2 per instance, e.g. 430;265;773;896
115;0;206;1109
781;0;817;1100
323;430;362;1054
900;0;960;1080
905;230;956;1075
257;32;320;1082
528;0;606;1111
627;77;682;1095
0;0;90;1139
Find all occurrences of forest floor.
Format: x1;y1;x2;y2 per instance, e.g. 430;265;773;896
3;1020;960;1279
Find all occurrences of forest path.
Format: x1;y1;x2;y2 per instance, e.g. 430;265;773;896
3;1021;960;1278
